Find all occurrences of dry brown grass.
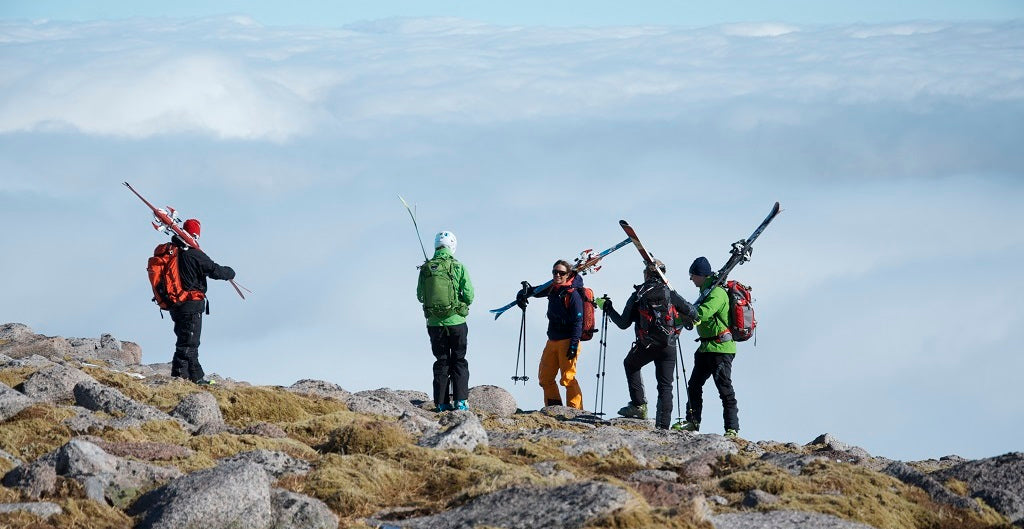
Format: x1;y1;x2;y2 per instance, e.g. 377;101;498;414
323;419;411;456
0;405;75;461
281;410;360;447
0;367;39;389
0;363;1015;529
187;432;319;461
707;457;1011;529
212;386;348;426
0;498;131;529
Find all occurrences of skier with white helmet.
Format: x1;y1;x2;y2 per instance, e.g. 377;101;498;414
416;230;475;411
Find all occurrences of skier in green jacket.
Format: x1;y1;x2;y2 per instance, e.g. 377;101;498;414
675;256;739;437
416;231;475;412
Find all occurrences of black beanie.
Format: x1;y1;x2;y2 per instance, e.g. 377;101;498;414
689;256;713;276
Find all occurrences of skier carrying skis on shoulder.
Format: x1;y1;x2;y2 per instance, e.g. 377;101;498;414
676;256;740;437
165;219;235;385
516;260;586;409
596;259;697;429
417;231;474;412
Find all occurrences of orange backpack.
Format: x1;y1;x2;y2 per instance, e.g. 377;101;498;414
564;286;597;341
147;243;204;310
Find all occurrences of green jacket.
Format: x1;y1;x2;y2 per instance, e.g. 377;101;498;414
416;247;474;327
694;277;736;354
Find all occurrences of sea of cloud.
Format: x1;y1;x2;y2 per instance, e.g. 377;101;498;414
1;16;1022;461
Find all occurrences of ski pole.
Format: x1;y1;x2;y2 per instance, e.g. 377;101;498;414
512;302;530;384
398;195;429;262
594;296;610;416
673;334;692;426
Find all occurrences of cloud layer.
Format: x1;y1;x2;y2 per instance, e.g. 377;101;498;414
1;17;1022;461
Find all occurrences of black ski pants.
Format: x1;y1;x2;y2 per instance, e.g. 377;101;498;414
624;341;676;429
685;352;739;431
427;323;469;406
170;309;205;383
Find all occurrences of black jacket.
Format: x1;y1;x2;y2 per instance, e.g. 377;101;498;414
171;236;236;313
533;274;585;345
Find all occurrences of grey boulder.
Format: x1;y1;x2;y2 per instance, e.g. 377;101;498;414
372;481;631;529
170;391;224;429
467;385;517;417
129;460;273;529
417;410;488;451
934;452;1024;526
73;380;172;423
218;450;311;478
712;510;880;529
287;379;352;403
21;364;96;403
0;381;34;421
271;488;338;529
0;502;62;518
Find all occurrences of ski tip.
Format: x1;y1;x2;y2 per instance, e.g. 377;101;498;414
618;219;628;226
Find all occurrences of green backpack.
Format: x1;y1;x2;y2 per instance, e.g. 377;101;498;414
419;255;468;319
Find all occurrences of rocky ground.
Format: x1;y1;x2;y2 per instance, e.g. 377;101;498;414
0;322;1021;529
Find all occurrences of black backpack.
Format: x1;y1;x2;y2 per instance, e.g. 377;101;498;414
634;281;681;348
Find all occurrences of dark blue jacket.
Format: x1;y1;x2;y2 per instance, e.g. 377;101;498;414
534;274;584;346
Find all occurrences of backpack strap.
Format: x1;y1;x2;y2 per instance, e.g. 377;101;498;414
696;329;733;344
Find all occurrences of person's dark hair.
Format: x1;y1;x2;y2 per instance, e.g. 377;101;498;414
552;260;574;279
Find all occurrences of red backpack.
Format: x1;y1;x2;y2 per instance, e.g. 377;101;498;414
724;280;756;342
563;286;597;341
148;243;204;310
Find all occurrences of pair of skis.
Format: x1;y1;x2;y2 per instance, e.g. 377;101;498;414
124;182;250;300
488;238;632;320
693;201;781;305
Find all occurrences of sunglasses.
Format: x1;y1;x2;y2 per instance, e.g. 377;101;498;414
552;270;569;276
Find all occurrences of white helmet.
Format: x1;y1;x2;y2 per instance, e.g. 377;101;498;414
435;231;457;253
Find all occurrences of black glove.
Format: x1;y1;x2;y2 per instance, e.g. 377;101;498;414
516;281;532;309
567;342;578;360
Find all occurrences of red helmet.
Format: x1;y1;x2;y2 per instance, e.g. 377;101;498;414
183;219;201;238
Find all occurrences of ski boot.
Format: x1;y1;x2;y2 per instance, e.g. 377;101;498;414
617;402;648;419
455;400;469;411
672;421;700;432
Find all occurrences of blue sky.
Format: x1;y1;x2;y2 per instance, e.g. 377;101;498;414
1;2;1022;462
3;0;1023;26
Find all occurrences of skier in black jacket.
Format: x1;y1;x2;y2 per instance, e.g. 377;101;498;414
598;260;697;429
169;219;235;384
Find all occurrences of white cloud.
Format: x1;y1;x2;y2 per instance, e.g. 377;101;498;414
1;18;1022;141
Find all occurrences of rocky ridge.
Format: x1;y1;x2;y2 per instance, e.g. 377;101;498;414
0;322;1020;529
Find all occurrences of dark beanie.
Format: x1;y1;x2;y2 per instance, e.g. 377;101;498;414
689;256;713;276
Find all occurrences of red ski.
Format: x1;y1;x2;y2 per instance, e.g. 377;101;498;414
123;182;249;300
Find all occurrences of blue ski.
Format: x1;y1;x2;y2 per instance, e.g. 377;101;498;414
490;237;632;320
